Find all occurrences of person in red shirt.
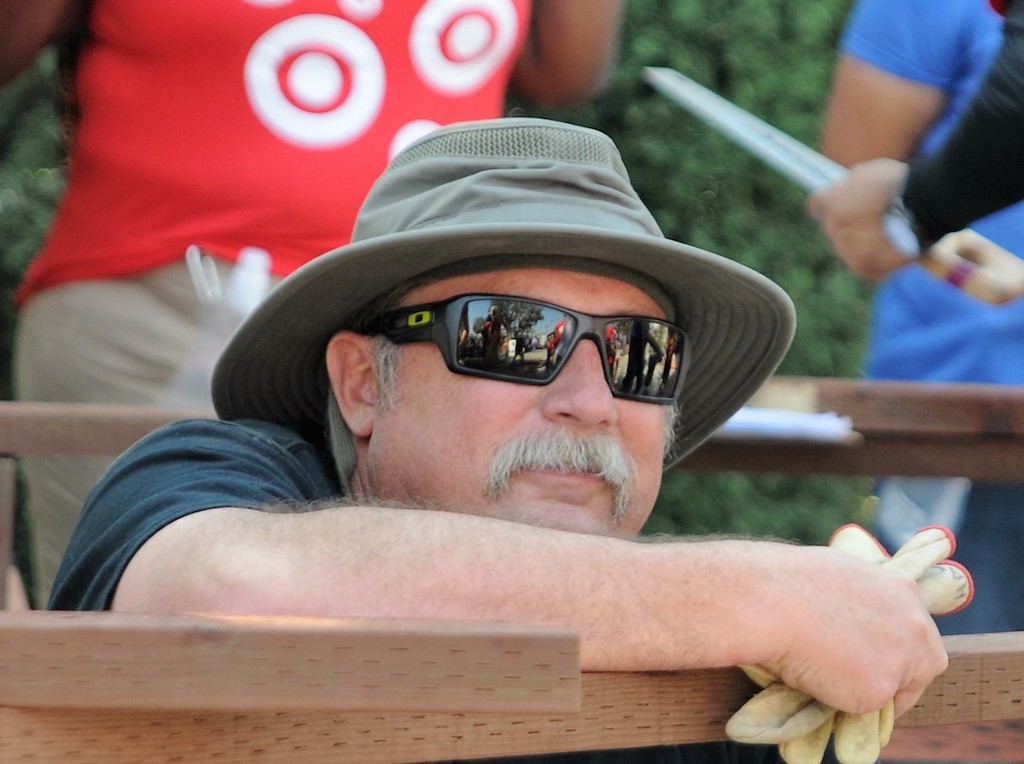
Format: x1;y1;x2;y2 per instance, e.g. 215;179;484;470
0;0;626;603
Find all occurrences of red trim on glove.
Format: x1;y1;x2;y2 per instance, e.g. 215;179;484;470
918;524;957;556
991;0;1007;15
933;561;975;615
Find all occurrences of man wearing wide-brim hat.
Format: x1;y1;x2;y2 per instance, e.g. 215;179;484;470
51;118;948;763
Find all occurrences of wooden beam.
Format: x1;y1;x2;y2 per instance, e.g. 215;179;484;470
5;382;1024;480
0;670;747;763
0;401;208;456
901;631;1024;726
0;611;579;714
751;377;1024;437
811;377;1024;437
678;377;1024;480
885;721;1024;762
0;615;1022;762
0;459;14;610
681;436;1024;481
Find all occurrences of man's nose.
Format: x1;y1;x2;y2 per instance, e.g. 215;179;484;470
538;339;619;427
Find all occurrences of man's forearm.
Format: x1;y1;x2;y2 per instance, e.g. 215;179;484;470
112;503;945;717
115;505;746;670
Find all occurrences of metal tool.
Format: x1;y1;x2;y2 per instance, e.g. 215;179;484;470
643;66;1024;303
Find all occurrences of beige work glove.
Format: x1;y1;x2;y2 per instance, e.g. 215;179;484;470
726;524;974;764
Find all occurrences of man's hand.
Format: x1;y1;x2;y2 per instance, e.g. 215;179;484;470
754;545;945;718
728;525;973;764
807;158;912;280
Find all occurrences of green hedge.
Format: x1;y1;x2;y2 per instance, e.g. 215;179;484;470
0;0;870;550
0;48;65;401
511;0;871;542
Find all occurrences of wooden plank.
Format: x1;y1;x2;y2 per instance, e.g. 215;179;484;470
812;377;1024;437
0;401;208;456
0;669;751;763
901;631;1024;726
681;436;1024;481
885;720;1024;762
0;459;14;610
1;623;1022;762
5;382;1024;481
755;377;1024;437
0;611;579;714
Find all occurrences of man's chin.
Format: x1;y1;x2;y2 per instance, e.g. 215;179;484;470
512;502;619;534
488;488;622;535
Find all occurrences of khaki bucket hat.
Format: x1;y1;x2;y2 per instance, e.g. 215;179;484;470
213;117;795;467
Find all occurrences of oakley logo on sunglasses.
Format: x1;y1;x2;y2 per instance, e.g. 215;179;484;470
377;294;689;404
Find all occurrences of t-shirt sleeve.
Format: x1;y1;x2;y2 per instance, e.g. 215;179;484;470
904;0;1024;238
839;0;973;89
48;419;340;611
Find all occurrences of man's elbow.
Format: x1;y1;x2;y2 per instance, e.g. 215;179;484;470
109;510;294;615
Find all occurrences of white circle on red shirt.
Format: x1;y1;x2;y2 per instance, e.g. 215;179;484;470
245;14;385;149
390;120;443;160
410;0;519;96
336;0;382;21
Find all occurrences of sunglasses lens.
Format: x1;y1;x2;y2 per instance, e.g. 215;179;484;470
455;298;576;381
605;319;684;401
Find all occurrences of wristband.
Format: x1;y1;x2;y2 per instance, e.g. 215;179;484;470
884;181;932;257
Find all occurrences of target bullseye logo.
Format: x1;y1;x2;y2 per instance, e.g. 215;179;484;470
411;0;518;95
245;14;384;148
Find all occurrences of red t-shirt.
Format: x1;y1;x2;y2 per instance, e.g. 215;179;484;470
19;0;530;303
990;0;1007;14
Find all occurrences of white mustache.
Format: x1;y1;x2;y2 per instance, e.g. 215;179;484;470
484;429;634;522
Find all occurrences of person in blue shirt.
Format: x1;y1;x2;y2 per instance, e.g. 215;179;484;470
813;0;1024;634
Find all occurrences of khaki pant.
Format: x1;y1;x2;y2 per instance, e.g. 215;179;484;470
13;260;238;603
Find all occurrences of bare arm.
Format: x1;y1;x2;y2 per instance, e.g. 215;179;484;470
0;0;81;85
509;0;625;105
821;55;945;166
812;55;945;279
114;504;946;718
811;0;1024;267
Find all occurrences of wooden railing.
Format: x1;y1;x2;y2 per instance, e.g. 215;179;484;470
0;612;1021;762
3;378;1024;760
683;376;1024;480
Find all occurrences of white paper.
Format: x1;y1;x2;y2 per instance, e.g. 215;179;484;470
715;406;854;442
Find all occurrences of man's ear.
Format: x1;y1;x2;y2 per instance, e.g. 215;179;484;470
325;331;380;438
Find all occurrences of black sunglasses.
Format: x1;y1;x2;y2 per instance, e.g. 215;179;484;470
373;293;690;404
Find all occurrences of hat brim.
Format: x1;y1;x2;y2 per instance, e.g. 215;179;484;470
212;223;795;467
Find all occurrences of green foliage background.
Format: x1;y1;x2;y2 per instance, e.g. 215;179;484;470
514;0;875;543
0;0;872;588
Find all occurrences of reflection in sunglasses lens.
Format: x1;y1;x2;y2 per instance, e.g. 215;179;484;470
452;298;683;400
607;319;681;399
457;299;575;381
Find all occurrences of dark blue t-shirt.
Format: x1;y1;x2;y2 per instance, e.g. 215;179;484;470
49;418;341;610
47;418;796;764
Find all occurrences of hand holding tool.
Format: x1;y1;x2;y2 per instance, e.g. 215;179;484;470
643;66;1024;304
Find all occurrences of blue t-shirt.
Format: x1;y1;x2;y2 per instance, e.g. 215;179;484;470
840;0;1024;384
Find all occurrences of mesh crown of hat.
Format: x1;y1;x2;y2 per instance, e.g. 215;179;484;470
388;121;631;183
